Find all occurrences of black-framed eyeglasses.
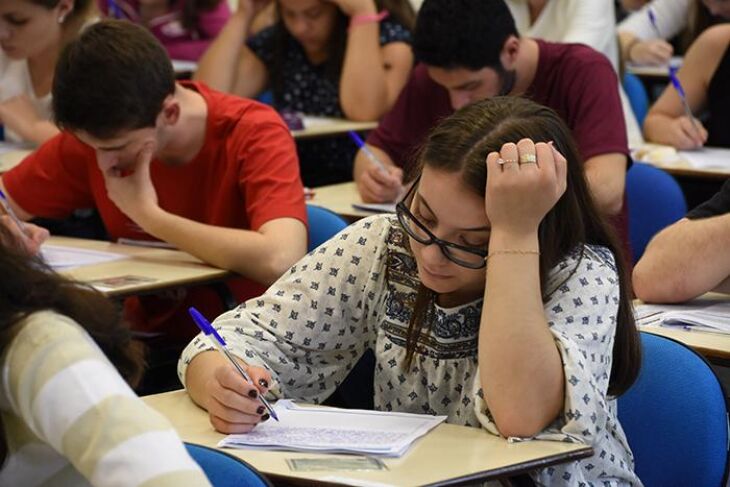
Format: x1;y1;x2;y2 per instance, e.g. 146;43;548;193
396;177;488;269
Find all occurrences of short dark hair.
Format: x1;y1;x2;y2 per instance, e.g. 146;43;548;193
412;0;518;70
53;20;175;139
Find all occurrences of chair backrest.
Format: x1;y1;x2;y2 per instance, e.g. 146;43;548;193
623;73;650;127
626;163;686;263
185;443;272;487
617;333;729;487
306;204;348;252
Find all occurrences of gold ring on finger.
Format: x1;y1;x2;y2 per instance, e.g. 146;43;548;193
519;153;537;164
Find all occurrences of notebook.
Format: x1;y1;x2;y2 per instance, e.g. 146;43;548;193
218;400;446;457
635;301;730;334
351;202;396;214
41;244;128;270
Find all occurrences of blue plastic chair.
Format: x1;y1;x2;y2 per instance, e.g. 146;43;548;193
185;443;272;487
306;204;348;252
617;333;729;487
626;163;686;263
623;72;650;127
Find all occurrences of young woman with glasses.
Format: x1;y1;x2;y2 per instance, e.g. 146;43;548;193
179;96;642;486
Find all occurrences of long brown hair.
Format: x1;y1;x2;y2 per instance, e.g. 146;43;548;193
402;96;641;397
270;0;416;105
0;227;145;463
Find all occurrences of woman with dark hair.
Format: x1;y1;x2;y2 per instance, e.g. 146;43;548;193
179;96;642;485
98;0;231;61
618;0;729;66
0;223;212;486
0;0;93;144
195;0;415;187
643;24;730;149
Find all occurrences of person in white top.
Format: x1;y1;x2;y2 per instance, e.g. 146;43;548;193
505;0;644;147
0;0;93;145
618;0;730;66
0;224;213;486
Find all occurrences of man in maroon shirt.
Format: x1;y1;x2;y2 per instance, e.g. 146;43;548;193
355;0;629;231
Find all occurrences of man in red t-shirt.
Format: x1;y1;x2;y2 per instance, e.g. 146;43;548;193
354;0;630;252
0;21;308;340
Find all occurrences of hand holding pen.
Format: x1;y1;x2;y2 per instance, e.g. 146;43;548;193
189;307;279;434
348;131;404;203
0;188;48;255
668;67;708;149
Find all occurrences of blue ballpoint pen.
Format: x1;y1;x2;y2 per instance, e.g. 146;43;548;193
188;307;279;421
108;0;123;18
348;131;387;175
0;188;28;237
647;7;662;38
668;66;703;142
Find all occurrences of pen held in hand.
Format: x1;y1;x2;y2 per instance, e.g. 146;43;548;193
348;131;388;175
647;7;662;38
0;188;28;238
668;67;703;143
188;307;279;422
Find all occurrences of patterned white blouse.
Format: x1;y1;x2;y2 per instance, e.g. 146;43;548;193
179;215;641;486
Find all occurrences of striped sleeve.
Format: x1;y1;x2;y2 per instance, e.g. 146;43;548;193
1;311;211;487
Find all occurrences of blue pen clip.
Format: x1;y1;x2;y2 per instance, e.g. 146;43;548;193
668;66;685;97
189;307;226;346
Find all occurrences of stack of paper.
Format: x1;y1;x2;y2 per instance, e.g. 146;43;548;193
219;400;445;457
41;244;128;270
635;302;730;334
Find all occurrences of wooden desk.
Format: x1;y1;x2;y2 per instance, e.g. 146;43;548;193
143;390;593;487
50;236;231;298
291;118;377;140
636;294;730;363
634;145;730;179
626;56;682;78
0;144;31;173
309;181;391;221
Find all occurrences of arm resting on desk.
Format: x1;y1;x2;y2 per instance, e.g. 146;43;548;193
139;209;307;286
633;215;730;303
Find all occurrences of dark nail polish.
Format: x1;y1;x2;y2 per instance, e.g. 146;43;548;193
258;378;269;388
261;414;270;421
257;406;265;415
248;389;258;399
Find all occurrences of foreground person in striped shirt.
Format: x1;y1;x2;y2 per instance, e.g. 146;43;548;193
0;224;212;486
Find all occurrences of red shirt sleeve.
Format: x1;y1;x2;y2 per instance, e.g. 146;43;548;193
564;56;629;161
2;133;96;219
366;64;452;172
236;109;307;231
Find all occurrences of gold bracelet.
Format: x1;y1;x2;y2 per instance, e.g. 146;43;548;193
484;249;540;262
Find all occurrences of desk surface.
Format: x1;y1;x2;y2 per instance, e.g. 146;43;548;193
0;144;31;173
636;294;730;362
626;57;682;78
51;236;230;297
291;118;377;140
634;145;730;179
309;181;390;221
143;390;593;487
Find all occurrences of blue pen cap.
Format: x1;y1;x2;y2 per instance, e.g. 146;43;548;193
188;307;226;346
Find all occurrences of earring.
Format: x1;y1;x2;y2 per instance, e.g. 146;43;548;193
57;15;65;24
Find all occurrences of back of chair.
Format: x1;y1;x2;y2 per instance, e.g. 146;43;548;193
617;333;729;487
306;204;348;252
185;443;272;487
623;73;650;127
626;163;686;263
